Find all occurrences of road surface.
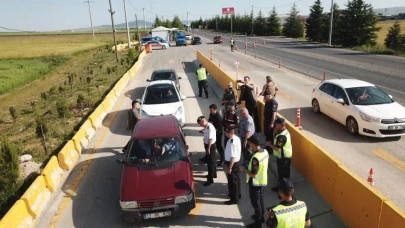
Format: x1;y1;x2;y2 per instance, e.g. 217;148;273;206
191;33;405;211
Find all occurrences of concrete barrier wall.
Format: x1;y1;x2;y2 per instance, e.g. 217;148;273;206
0;50;147;227
196;50;405;228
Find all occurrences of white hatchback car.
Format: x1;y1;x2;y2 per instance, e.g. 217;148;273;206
311;79;405;138
139;80;186;127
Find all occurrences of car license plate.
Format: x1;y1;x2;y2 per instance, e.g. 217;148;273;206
143;211;171;219
388;125;405;130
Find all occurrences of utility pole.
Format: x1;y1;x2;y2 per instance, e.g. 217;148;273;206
108;0;119;63
251;5;254;36
187;12;189;31
231;14;233;36
328;0;334;46
123;0;131;48
84;0;95;40
143;8;146;31
216;17;218;31
135;14;140;45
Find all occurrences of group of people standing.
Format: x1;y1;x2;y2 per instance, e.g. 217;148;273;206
196;64;311;228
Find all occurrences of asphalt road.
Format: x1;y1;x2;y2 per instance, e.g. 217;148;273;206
193;30;405;106
190;34;405;211
34;44;326;228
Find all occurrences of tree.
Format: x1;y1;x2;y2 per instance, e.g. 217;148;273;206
77;93;85;116
384;21;403;50
268;7;281;36
306;0;327;42
282;3;304;38
56;98;70;119
172;16;183;30
335;0;380;47
35;117;48;154
154;16;162;28
163;19;172;28
254;10;267;36
8;105;17;123
0;137;20;206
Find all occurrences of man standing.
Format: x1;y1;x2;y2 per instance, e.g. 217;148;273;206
206;104;225;166
237;76;260;132
263;91;278;146
230;37;235;51
240;134;269;228
266;118;292;193
196;64;209;98
198;116;217;186
222;82;238;111
266;178;311;228
123;100;141;153
223;127;241;205
239;108;255;163
223;101;239;150
260;76;279;98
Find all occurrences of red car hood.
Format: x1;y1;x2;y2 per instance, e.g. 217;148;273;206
120;161;192;201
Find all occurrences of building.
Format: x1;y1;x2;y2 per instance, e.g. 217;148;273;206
151;26;172;42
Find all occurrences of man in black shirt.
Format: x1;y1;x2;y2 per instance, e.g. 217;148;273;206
263;91;278;146
222;101;239;150
266;178;311;228
237;76;260;132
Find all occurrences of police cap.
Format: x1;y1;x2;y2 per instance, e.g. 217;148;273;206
224;126;235;132
197;116;205;124
274;118;286;125
247;133;262;145
279;178;294;192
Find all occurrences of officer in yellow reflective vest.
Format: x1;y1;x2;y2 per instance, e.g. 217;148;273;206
240;133;269;228
230;38;234;51
195;64;209;98
266;178;311;228
266;118;292;195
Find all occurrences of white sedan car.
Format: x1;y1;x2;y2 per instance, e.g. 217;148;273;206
311;79;405;138
145;40;169;50
139;80;186;127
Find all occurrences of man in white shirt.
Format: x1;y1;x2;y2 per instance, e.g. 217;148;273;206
223;127;242;205
198;116;217;186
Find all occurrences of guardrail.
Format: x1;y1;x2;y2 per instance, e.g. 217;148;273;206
196;50;405;228
0;50;147;228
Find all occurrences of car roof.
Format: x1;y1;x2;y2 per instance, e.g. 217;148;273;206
148;80;176;86
214;36;222;38
153;69;175;73
133;115;179;139
322;79;375;88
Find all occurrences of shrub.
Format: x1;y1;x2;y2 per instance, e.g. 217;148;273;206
40;92;49;101
35;117;48;154
0;137;20;207
56;98;70;119
8;105;17;122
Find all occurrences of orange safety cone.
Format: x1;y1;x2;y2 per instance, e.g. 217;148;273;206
278;59;281;68
245;42;248;49
367;168;375;187
323;72;326;81
295;108;302;129
263;40;266;45
235;45;238;51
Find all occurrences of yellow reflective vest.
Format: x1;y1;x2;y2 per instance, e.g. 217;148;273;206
246;149;269;186
273;129;292;159
196;68;207;81
273;200;307;228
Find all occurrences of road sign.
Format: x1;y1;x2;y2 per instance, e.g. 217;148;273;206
222;7;235;15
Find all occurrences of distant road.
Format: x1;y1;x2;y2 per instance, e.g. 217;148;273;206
194;31;405;106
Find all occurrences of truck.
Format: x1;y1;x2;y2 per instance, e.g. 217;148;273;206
176;32;187;46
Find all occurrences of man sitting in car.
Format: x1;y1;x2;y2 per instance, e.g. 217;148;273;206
161;137;180;156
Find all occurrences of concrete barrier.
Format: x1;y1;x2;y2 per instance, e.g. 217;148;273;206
58;140;80;171
196;50;405;228
88;107;104;130
20;176;51;218
41;156;63;192
0;200;34;228
81;119;95;143
380;201;405;228
105;93;118;108
72;127;88;154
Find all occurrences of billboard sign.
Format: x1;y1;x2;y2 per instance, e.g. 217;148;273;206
222;7;235;15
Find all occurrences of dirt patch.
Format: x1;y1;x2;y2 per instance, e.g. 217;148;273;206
19;161;41;179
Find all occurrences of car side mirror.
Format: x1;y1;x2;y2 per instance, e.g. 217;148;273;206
116;159;125;164
336;98;345;105
388;95;393;99
181;95;187;100
178;77;182;80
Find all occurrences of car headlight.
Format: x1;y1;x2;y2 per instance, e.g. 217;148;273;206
174;106;183;116
175;192;193;204
119;201;138;209
141;109;149;117
359;112;380;122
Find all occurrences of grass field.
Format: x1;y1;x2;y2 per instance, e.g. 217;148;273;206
376;20;405;45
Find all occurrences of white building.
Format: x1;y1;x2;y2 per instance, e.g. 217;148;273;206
151;26;172;42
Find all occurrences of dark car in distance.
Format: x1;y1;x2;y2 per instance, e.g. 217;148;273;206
117;115;196;223
213;36;222;44
147;69;182;91
192;37;202;45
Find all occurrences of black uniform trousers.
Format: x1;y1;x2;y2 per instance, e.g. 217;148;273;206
249;183;265;221
246;103;261;132
276;157;291;183
241;137;253;163
204;143;217;182
225;162;241;201
216;134;224;162
198;80;208;97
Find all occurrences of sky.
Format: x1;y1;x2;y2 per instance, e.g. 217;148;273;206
0;0;404;31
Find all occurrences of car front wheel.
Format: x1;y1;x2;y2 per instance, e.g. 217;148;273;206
312;99;321;114
346;116;359;135
162;45;166;49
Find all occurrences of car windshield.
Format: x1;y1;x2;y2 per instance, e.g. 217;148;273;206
127;137;187;166
152;71;176;81
194;37;201;40
345;86;393;105
143;84;179;104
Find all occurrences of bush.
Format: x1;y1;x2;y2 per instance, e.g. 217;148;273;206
9;105;17;122
56;98;70;119
0;137;20;208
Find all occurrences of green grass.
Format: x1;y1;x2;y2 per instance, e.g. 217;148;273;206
376;20;405;46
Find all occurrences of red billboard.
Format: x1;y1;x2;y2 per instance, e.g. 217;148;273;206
222;7;235;15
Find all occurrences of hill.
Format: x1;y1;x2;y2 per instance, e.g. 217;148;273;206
374;6;405;16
